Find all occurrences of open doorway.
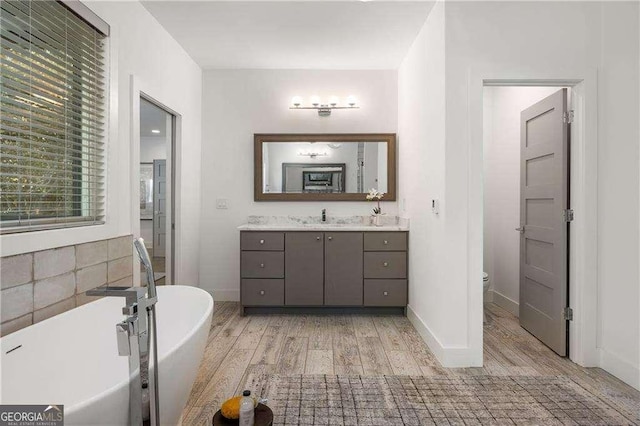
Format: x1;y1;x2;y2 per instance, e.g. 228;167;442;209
483;86;572;359
139;97;175;286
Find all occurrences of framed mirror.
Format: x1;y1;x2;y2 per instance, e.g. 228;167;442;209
255;133;396;201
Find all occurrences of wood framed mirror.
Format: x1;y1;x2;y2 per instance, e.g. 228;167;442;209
255;133;396;201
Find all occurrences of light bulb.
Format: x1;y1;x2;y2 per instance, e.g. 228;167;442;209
346;95;357;107
291;96;303;107
310;95;321;106
329;96;339;107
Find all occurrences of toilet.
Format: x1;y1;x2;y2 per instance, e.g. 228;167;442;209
483;272;490;322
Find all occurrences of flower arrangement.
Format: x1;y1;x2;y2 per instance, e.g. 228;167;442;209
366;188;384;215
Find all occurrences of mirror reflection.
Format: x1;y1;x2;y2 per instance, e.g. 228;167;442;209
262;142;388;194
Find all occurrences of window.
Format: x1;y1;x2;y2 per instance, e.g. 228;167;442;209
1;0;108;233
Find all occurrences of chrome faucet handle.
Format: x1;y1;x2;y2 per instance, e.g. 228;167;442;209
86;286;146;306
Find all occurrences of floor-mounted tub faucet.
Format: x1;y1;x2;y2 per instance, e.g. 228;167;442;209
322;208;327;222
87;238;160;426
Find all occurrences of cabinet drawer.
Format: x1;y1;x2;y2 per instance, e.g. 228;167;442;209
364;232;407;251
242;279;284;306
364;252;407;279
241;232;284;251
241;252;284;278
364;280;407;307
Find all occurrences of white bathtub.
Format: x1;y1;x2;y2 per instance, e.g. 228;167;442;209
0;285;213;425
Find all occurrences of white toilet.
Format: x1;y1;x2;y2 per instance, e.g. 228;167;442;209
483;272;490;322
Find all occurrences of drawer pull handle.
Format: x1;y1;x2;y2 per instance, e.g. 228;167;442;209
259;239;265;244
260;263;265;268
383;262;389;267
260;290;265;296
328;236;333;241
383;291;389;296
316;236;321;241
383;240;388;245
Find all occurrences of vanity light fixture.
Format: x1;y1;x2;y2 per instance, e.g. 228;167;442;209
290;95;359;117
298;151;328;159
151;129;161;134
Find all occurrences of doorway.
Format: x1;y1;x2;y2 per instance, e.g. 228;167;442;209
139;97;176;286
483;86;571;357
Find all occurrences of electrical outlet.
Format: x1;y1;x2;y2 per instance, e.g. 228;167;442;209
402;198;407;212
216;199;229;209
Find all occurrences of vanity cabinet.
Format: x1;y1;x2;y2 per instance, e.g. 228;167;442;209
324;232;364;306
240;230;408;312
285;232;324;306
362;232;408;307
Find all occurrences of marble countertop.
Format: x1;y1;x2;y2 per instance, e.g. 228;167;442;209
237;215;409;232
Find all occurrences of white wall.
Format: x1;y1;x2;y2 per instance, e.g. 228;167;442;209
440;1;638;386
90;1;202;287
200;69;398;300
483;86;563;315
397;3;452;363
0;2;203;288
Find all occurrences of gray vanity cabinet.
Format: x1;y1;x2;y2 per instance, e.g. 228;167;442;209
240;230;408;312
285;232;324;306
324;232;364;306
362;232;408;307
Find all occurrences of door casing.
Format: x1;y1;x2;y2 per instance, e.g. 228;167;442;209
130;75;180;286
469;70;599;369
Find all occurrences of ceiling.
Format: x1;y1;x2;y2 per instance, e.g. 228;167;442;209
140;98;170;137
141;1;434;69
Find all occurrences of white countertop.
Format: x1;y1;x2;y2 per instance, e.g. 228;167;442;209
237;223;409;232
237;215;409;232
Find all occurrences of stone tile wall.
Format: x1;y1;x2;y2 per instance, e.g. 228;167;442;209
1;235;134;336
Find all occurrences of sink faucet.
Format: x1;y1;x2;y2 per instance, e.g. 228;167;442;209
86;238;160;425
322;208;327;222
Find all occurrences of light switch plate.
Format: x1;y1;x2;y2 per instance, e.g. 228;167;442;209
216;198;228;209
431;199;439;215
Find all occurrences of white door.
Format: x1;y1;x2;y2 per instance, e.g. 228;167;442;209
519;88;570;356
153;159;167;258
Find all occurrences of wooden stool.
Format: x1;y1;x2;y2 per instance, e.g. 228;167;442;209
212;403;273;426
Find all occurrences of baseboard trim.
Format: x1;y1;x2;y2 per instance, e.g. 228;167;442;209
599;348;640;391
406;304;477;367
490;290;519;317
211;289;240;302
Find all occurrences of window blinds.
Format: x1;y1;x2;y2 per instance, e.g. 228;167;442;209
1;0;107;233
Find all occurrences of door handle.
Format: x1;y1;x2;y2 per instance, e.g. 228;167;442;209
515;227;525;234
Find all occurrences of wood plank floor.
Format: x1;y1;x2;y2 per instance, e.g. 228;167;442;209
182;302;640;424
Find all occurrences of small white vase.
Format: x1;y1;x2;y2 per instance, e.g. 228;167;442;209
372;214;383;227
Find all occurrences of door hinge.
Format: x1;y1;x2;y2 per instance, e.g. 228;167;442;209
563;307;573;321
563;209;574;222
563;110;574;124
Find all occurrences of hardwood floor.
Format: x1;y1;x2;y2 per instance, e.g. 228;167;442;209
182;302;640;424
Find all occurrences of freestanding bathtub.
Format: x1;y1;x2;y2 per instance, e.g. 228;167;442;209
0;285;213;425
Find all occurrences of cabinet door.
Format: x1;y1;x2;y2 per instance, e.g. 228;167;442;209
285;232;324;305
325;232;363;306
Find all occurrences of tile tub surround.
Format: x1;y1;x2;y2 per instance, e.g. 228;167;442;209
239;215;409;231
0;235;134;336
